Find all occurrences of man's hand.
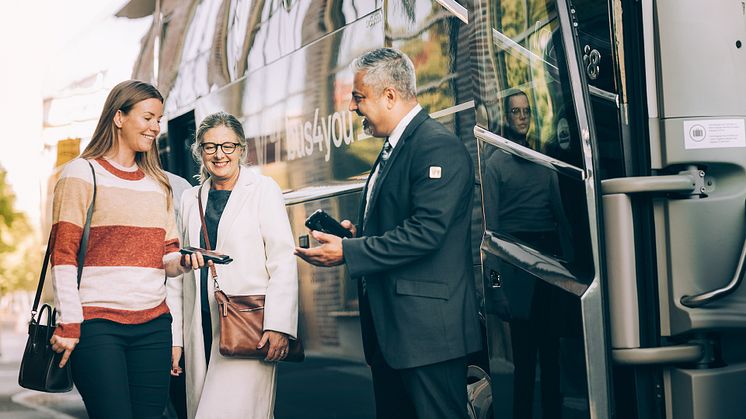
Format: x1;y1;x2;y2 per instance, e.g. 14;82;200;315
171;346;183;376
295;230;346;267
49;335;79;368
340;220;356;238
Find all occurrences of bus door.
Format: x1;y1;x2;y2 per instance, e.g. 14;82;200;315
598;1;746;418
471;0;611;417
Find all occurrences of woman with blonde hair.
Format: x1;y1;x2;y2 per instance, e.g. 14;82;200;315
175;111;299;418
49;80;189;419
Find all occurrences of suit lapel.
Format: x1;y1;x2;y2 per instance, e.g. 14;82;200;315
365;109;429;221
215;167;254;249
358;151;383;225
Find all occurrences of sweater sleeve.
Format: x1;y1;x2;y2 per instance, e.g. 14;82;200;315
166;194;187;347
50;160;93;339
163;196;187;278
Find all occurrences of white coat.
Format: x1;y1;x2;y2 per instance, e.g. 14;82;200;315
171;166;298;419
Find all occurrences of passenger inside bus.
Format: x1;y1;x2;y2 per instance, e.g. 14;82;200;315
482;88;577;419
501;90;535;148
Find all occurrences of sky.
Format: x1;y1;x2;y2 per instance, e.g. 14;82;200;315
0;0;147;225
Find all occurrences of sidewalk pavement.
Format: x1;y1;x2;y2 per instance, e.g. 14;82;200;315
0;325;87;419
0;323;374;419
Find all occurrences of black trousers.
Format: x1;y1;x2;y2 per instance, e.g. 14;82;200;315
369;348;469;419
511;316;561;419
71;315;172;419
509;230;564;419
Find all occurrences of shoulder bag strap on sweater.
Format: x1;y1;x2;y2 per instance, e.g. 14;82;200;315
30;161;97;317
76;161;97;284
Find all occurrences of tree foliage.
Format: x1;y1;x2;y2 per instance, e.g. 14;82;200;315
0;168;41;294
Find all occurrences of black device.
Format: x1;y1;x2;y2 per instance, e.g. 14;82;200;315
179;246;233;264
305;209;353;238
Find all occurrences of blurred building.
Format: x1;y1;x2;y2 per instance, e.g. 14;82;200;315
38;9;153;236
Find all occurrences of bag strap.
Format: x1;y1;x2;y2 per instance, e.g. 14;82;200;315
31;161;97;319
77;161;97;283
197;185;220;289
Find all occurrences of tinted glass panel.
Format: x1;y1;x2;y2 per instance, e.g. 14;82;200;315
479;140;594;284
479;138;592;418
472;0;585;169
473;0;596;417
388;0;476;169
161;111;199;184
574;0;615;94
387;0;471;112
287;191;363;355
195;10;385;190
572;0;626;179
166;0;223;114
246;0;380;74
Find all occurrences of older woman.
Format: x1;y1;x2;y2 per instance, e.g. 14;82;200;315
172;112;298;418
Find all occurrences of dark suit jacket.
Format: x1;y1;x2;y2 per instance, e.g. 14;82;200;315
342;109;482;369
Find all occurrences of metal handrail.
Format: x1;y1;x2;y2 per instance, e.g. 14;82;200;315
600;171;744;308
611;344;703;365
600;174;696;195
681;205;746;308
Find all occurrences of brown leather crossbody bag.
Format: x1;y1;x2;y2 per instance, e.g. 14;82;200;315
197;186;304;362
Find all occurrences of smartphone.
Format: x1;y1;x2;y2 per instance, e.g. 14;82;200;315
179;246;233;264
304;209;353;238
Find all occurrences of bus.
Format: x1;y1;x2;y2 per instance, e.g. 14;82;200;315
120;0;746;417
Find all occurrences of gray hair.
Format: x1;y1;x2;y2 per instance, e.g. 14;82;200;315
191;112;248;183
352;48;417;100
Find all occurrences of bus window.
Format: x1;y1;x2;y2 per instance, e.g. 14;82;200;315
387;0;470;115
571;0;627;180
286;191;365;358
475;0;595;283
472;0;586;169
479;140;594;283
166;0;223;114
246;0;380;75
387;0;477;170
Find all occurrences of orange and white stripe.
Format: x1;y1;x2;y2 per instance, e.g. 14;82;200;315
50;158;183;339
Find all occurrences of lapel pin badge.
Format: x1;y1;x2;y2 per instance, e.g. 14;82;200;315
429;166;442;179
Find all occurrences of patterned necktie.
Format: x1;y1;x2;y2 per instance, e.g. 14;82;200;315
364;137;392;219
378;137;393;170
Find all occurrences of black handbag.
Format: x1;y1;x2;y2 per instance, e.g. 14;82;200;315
18;161;96;392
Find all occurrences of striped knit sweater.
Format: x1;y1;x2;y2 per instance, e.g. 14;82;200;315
50;158;185;339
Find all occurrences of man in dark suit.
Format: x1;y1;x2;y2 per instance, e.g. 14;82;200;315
296;48;481;419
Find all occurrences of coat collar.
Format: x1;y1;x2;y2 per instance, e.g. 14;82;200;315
190;166;257;250
362;108;429;226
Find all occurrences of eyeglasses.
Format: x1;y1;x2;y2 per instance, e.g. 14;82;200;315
510;107;531;117
200;142;242;155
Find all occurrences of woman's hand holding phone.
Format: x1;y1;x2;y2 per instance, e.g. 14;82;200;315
179;247;232;269
181;250;210;270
